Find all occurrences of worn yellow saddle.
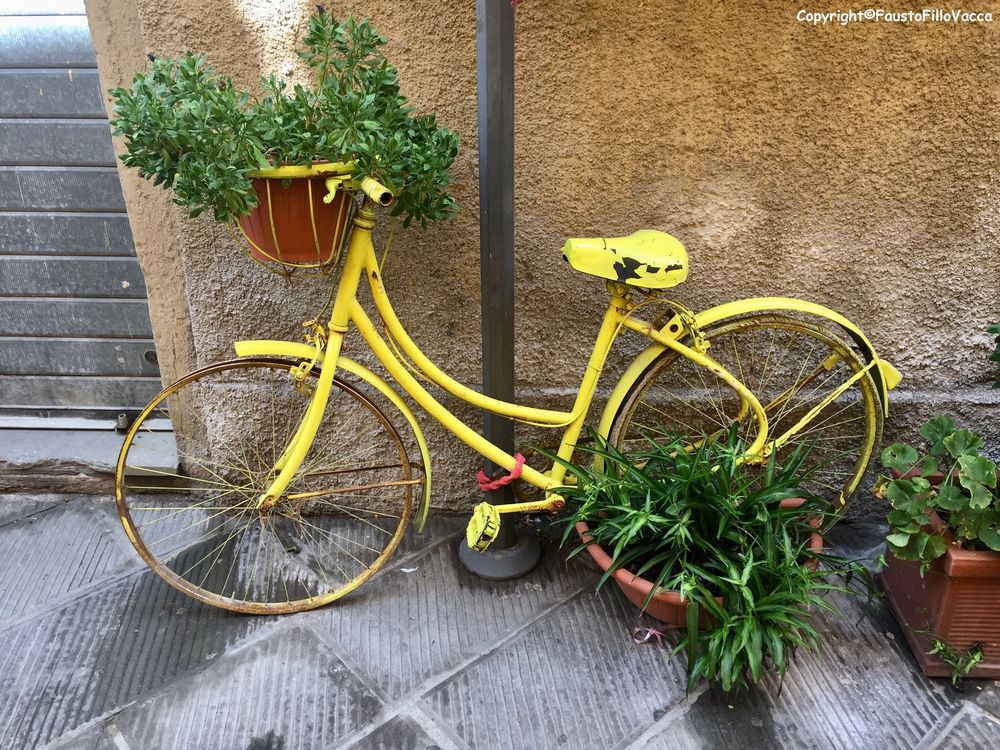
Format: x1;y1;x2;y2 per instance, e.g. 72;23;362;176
561;229;688;289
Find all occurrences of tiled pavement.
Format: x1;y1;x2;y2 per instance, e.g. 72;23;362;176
1;494;1000;750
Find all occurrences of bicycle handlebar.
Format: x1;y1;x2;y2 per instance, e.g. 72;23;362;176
360;177;394;207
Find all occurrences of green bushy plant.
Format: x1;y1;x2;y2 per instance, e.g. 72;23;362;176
879;416;999;569
109;9;459;226
549;429;870;692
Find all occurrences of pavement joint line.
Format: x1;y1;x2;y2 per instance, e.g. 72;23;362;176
0;499;61;528
915;701;973;750
37;709;132;750
968;701;1000;725
90;495;152;559
373;522;464;578
0;557;146;635
379;582;590;718
976;690;1000;722
311;579;591;750
410;697;474;750
36;615;310;749
305;623;393;704
0;511;458;636
619;683;709;750
328;698;470;750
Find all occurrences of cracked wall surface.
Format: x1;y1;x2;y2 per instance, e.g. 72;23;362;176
85;0;1000;513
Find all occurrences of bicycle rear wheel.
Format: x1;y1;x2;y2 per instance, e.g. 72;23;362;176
115;357;416;614
609;313;882;517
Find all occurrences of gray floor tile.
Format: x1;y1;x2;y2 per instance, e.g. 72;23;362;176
972;683;1000;719
0;494;62;526
0;500;136;624
43;720;122;750
344;714;441;750
115;627;383;750
426;584;690;750
390;515;464;561
639;593;960;750
314;540;591;699
0;568;269;748
652;686;786;750
931;705;1000;750
753;593;958;749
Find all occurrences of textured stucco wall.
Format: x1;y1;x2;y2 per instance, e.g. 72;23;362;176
86;0;1000;515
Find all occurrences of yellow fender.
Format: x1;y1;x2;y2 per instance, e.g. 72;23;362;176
233;339;433;530
597;296;900;441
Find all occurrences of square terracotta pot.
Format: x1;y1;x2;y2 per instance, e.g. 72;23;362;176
879;512;1000;678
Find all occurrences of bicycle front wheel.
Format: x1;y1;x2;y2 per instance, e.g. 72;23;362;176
609;313;882;517
115;357;416;614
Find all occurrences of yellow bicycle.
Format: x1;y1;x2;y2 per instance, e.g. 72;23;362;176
115;164;900;614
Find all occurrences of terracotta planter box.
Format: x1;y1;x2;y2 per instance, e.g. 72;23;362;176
577;497;822;627
879;511;1000;679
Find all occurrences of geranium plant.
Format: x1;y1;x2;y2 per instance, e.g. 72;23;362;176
879;416;1000;568
109;9;459;226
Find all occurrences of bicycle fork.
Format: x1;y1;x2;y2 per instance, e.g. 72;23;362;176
255;200;377;512
255;328;347;512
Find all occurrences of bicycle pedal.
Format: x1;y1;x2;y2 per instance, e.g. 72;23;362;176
466;502;500;551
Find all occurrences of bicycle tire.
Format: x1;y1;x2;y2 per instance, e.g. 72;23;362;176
115;357;416;614
609;313;882;517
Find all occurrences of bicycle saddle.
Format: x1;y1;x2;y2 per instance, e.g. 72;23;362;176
561;230;688;289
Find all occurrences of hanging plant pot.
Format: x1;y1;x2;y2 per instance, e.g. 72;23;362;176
576;497;823;627
233;162;355;269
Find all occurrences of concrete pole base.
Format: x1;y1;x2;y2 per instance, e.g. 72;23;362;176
457;528;542;580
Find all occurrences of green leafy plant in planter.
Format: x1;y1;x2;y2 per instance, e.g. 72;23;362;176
989;324;1000;388
109;9;459;227
877;416;1000;679
549;429;871;692
879;415;1000;569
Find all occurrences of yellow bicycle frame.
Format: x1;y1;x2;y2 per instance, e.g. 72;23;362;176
235;190;898;528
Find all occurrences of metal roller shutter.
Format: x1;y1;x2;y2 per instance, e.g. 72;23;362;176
0;2;161;430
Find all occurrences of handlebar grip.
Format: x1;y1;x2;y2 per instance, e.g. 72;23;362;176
360;177;394;207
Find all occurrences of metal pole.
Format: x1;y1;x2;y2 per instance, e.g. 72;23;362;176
458;0;541;579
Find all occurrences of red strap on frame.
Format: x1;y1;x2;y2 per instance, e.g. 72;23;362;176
476;453;526;492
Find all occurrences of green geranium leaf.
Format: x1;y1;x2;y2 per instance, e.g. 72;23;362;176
887;509;921;531
917;455;939;477
978;512;1000;551
967;482;993;510
882;444;919;473
958;455;997;488
922;534;948;561
920;416;956;455
886;480;927;513
944;429;985;459
934;484;968;511
886;532;913;547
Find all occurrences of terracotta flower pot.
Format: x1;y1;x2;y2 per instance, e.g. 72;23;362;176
237;169;353;266
576;497;823;627
879;510;1000;679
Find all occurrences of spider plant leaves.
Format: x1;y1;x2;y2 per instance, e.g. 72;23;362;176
550;428;869;692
